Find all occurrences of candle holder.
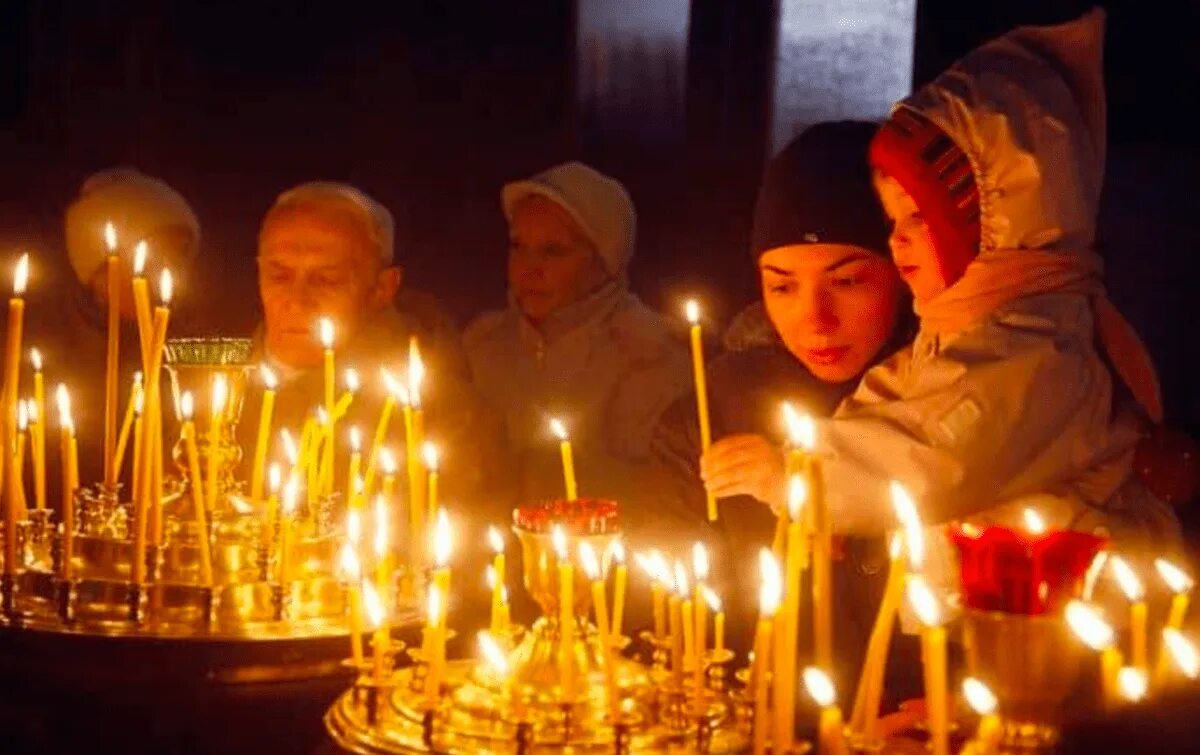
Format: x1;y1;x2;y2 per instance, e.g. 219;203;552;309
54;577;77;624
24;508;54;569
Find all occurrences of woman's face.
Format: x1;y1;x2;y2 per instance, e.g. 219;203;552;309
507;196;608;323
760;243;903;383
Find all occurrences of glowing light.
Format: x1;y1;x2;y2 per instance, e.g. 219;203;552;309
133;241;148;275
906;575;941;627
29;347;41;372
13;253;29;296
259;364;277;390
319;317;335;349
1110;557;1145;602
552;525;567;561
159;269;173;304
423;442;439;472
361;580;385;629
759;549;782;616
433;509;452;567
1083;551;1109;601
693;542;710;582
211;374;228;416
343;367;359;393
380;448;397;475
803;667;837;707
1023;508;1046;535
338;544;360;580
609;540;625;564
268;463;282;494
579;542;601;580
24;399;37;426
1117;667;1147;702
549;418;568;441
180;391;194;421
478;631;510;676
55;384;72;430
890;481;924;569
488;526;505;555
1155;559;1194;594
702;585;721;612
280;429;298;465
17;401;28;431
347;509;362;546
104;222;118;253
348;426;362;452
674;560;690;597
281;477;300;515
684;299;700;324
962;678;998;716
407;340;425;408
1163;628;1200;679
788;474;807;521
1065;600;1115;650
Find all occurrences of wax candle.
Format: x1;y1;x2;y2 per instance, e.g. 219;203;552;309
478;631;518;716
636;552;667;640
334;367;359;420
549;418;578;501
319;317;336;495
693;542;709;659
250;365;277;502
431;508;452;599
205;373;227;515
1066;600;1121;708
55;385;75;579
362;580;388;684
363;368;401;496
1161;628;1200;682
406;339;426;547
793;413;833;669
179;392;213;585
278;478;299;582
553;525;575;700
15;401;28;513
580;542;619;719
805;667;850;755
340;514;365;667
346;426;363;507
677;563;695;676
29;348;45;510
908;575;949;755
131;272;171;583
705;589;725;653
379;448;397;502
373;494;391;611
961;677;1002;755
112;372;141;496
424;585;445;706
669;575;683;688
130;241;152;367
1117;666;1147;703
131;388;145;505
263;463;282;551
1155;559;1193;684
1111;557;1148;671
423;442;439;524
102;222;120;486
852;533;905;739
3;254;29;577
752;549;782;755
610;540;627;639
488;526;507;634
684;300;716;521
774;475;807;751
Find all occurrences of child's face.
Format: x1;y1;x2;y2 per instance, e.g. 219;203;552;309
873;174;947;304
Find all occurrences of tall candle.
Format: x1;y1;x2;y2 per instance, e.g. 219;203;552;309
15;402;28;513
1161;628;1200;683
908;576;949;755
262;464;282;551
204;373;227;515
138;272;171;556
1066;600;1121;709
636;553;667;640
424;584;445;705
752;549;782;755
102;222;120;486
423;442;439;524
549;418;578;501
693;542;710;659
793;413;833;669
278;478;299;583
431;508;452;598
379;449;397;505
488;526;507;634
774;475;807;751
179;392;213;585
704;589;725;653
3;254;29;576
362;579;388;684
581;542;619;719
334;367;359;420
1111;557;1148;670
112;372;141;495
131;389;145;506
961;678;1002;755
668;577;683;688
1155;559;1194;684
373;494;391;609
853;534;905;739
345;426;363;507
553;525;575;699
29;348;45;510
249;365;277;502
610;540;627;639
805;667;850;755
340;513;365;667
678;565;695;677
407;339;426;545
684;300;717;522
55;385;75;579
319;317;336;496
363;368;401;496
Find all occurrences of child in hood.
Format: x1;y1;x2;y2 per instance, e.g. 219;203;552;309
703;10;1179;575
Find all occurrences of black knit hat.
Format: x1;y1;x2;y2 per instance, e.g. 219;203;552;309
751;121;890;259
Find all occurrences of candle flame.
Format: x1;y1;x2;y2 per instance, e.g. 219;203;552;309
319;317;335;349
609;540;626;564
380;448;397;475
133;241;148;275
1163;628;1200;679
316;406;329;426
692;542;710;582
347;509;362;545
674;560;690;597
380;367;402;399
684;299;700;324
13;253;29;296
29;347;41;372
260;364;277;390
649;551;672;585
1065;600;1115;650
17;401;28;431
104;221;118;253
787;474;807;521
487;526;505;555
701;585;721;612
962;677;998;716
579;541;601;580
55;383;72;428
280;429;298;464
549;418;568;441
343;367;360;393
758;549;782;616
485;564;496;589
423;441;439;472
211;374;228;416
478;631;510;676
1155;558;1194;594
889;481;925;569
1117;666;1147;702
781;402;816;450
1083;551;1109;601
338;543;360;580
133;383;145;415
407;339;424;407
888;533;903;560
24;399;37;426
634;552;656;580
906;575;941;627
1023;508;1046;534
347;425;362;452
180;391;194;420
361;580;385;629
802;667;837;707
268;463;282;494
1110;557;1145;602
552;524;567;560
281;477;300;515
374;494;389;558
433;509;452;567
427;585;442;626
159;269;173;304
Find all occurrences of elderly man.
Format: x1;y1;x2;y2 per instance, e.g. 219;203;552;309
464;162;689;526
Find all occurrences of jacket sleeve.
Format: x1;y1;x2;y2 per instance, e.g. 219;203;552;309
820;313;1114;535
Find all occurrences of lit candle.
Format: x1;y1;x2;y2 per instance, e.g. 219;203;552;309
908;575;949;755
1155;559;1193;684
319;318;336;496
794;412;832;669
960;678;1002;755
205;373;227;515
148;271;173;549
373;494;391;610
553;525;575;700
178;392;212;585
704;588;724;654
112;372;141;495
346;426;363;508
774;475;807;751
55;384;76;579
1066;600;1122;709
362;579;388;684
131;387;145;505
1117;666;1147;704
753;549;782;755
431;508;452;599
130;241;152;366
363;368;401;496
693;541;710;658
669;561;685;688
334;367;359;420
102;222;120;486
3;254;29;577
478;631;518;716
1161;628;1200;682
804;667;850;755
610;540;627;639
853;533;906;739
15;401;28;513
549;418;578;501
423;441;439;524
581;542;619;719
684;300;716;521
635;551;667;640
262;463;282;551
1111;557;1148;671
340;514;365;667
407;339;426;549
250;365;277;502
488;526;507;634
29;348;46;510
378;448;397;503
424;584;446;705
677;562;695;679
278;477;299;582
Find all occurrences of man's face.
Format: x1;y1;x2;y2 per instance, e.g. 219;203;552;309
506;196;608;323
257;208;397;369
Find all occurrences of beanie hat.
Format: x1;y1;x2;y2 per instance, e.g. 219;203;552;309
869;107;981;288
751;121;890;259
266;181;396;264
65;168;200;283
501;161;636;277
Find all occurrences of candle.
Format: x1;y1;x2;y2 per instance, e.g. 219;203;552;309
373;493;391;608
362;580;388;684
1161;628;1200;681
794;413;833;669
1111;557;1148;671
1066;600;1122;709
55;385;76;579
112;372;141;495
553;525;575;700
852;533;905;739
1117;666;1147;704
334;367;359;420
804;667;850;755
549;418;578;501
205;373;227;515
3;254;29;577
431;508;452;598
684;300;716;521
960;677;1002;755
488;526;507;634
478;631;518;716
102;222;120;486
908;575;949;755
1155;559;1193;684
379;448;397;502
363;368;401;496
705;589;725;653
131;388;145;505
752;549;782;755
636;552;667;640
15;401;28;513
130;242;152;367
423;442;439;524
134;272;170;559
693;542;710;658
346;426;363;507
580;542;619;719
278;477;299;582
677;562;695;678
340;514;365;667
29;348;45;510
319;317;336;496
250;365;277;502
406;340;426;545
178;392;213;585
774;475;807;751
424;584;446;705
263;463;282;551
610;540;627;639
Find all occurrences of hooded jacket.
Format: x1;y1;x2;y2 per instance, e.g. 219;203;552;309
816;11;1178;565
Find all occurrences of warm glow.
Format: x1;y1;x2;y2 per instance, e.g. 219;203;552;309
380;448;397;475
478;631;510;676
280;429;298;465
759;549;782;616
549;418;568;441
890;481;924;569
133;383;144;415
1023;508;1046;535
316;406;329;427
338;543;360;580
781;402;816;450
24;400;37;426
684;299;700;325
1155;558;1194;594
433;509;452;567
1065;600;1115;650
888;533;902;560
906;575;941;627
29;347;42;372
380;367;400;398
674;560;690;597
343;367;360;393
1110;557;1145;602
962;677;998;716
427;585;442;626
347;509;362;546
579;542;601;580
610;540;626;564
407;340;425;407
634;553;656;580
1117;667;1147;702
180;391;194;421
133;241;148;275
260;364;277;390
803;667;837;707
55;383;72;428
787;474;807;521
650;551;672;585
702;585;721;612
373;495;389;558
488;526;505;555
281;477;300;515
13;253;29;296
17;401;28;432
104;221;118;253
361;580;385;629
693;542;710;582
268;463;282;494
1163;629;1200;679
1083;551;1109;601
319;317;335;349
159;269;173;304
552;525;568;561
211;374;228;417
347;426;361;452
423;442;439;472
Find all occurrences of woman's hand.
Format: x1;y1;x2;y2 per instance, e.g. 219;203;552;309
700;434;787;512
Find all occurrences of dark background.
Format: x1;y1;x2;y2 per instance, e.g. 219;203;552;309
1;0;1197;432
